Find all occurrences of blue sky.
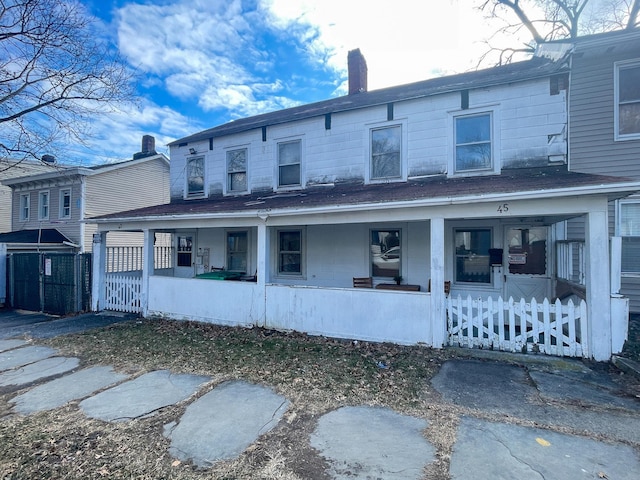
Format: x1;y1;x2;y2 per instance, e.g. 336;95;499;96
75;0;524;164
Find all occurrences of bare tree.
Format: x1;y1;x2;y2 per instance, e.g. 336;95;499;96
0;0;135;167
478;0;640;65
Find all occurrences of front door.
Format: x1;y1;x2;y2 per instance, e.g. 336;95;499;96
504;226;551;301
174;232;195;278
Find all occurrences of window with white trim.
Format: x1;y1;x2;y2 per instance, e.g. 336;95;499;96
370;229;401;279
226;148;247;193
59;188;71;219
19;193;30;221
454;113;493;173
616;61;640;139
227;231;248;272
278;140;301;187
618;201;640;273
454;228;491;283
38;191;49;220
371;125;401;180
186;157;204;197
277;229;303;275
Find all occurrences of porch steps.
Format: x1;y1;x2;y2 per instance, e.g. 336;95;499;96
612;355;640;380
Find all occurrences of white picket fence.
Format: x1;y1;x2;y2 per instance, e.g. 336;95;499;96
104;273;142;313
447;295;588;358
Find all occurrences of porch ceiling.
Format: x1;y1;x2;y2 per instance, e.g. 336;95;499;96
92;166;640;223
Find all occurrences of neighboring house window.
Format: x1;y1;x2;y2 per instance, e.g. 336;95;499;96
371;125;401;180
455;229;491;283
19;193;30;221
454;113;492;173
278;230;302;275
227;148;247;193
59;189;71;219
371;229;401;278
227;231;248;272
187;157;204;197
616;61;640;139
618;201;640;273
278;140;301;187
38;191;49;220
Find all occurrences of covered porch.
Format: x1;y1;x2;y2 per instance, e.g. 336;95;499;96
91;176;636;361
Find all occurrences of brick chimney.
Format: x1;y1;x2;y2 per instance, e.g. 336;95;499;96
141;135;156;154
348;49;367;95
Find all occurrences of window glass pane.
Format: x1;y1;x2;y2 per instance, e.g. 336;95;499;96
278;231;301;274
621;203;640;236
619;103;640;135
619;66;640;102
455;114;492;172
279;164;300;186
227;232;248;272
455;229;491;283
278;141;300;166
371;229;400;278
506;227;547;275
622;237;640;273
371;126;401;179
227;149;247;191
177;235;193;267
229;172;247;192
187;158;204;195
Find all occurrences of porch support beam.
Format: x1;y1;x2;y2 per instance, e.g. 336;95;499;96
256;222;268;326
141;229;153;317
430;217;446;348
586;207;611;361
91;231;107;311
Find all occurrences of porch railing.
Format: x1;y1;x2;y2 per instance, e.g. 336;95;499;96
447;295;588;358
556;240;585;286
106;246;173;273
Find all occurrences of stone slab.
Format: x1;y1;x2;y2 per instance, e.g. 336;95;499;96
0;339;27;352
164;380;289;468
450;416;640;480
80;370;210;422
0;345;58;372
310;406;434;480
0;356;79;387
11;366;129;414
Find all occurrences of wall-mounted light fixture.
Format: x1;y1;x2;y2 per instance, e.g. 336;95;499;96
189;147;197;155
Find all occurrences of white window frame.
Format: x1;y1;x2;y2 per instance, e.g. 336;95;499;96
59;188;71;219
225;147;249;194
38;190;49;220
19;193;30;221
448;107;500;176
276;138;303;190
616;199;640;276
614;59;640;141
365;120;407;183
274;228;305;278
186;156;205;198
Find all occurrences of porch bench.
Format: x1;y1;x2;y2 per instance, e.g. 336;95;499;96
375;283;420;292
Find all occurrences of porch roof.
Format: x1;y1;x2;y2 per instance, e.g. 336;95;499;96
0;228;77;247
91;166;640;223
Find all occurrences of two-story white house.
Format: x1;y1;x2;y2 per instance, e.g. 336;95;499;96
90;50;640;361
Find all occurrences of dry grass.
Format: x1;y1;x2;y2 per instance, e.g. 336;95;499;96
0;318;457;479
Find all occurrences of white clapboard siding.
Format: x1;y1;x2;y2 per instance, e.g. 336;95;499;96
447;295;588;358
104;273;142;313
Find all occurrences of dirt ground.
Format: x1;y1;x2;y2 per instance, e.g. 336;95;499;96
0;318;639;479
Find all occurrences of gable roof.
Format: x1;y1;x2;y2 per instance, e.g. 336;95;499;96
91;166;639;224
171;56;567;146
1;153;169;187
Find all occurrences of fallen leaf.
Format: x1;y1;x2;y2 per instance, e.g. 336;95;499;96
171;460;181;467
535;437;551;447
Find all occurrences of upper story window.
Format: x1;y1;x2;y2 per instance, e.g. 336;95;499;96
278;140;301;188
59;188;71;219
227;148;248;193
19;193;30;221
618;200;640;274
615;61;640;140
454;113;492;173
371;125;401;180
38;191;49;220
187;157;205;197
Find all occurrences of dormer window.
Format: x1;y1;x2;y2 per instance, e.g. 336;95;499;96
187;157;204;197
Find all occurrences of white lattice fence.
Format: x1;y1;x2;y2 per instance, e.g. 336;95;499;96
447;295;588;358
104;273;142;313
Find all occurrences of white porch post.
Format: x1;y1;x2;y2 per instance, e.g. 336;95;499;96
140;229;153;317
91;231;107;311
0;243;6;306
430;217;446;348
256;221;268;326
586;208;612;361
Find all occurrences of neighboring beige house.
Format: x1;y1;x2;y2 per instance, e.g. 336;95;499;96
0;136;170;252
0;157;60;233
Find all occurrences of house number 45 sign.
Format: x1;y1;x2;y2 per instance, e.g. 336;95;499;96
497;203;509;213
